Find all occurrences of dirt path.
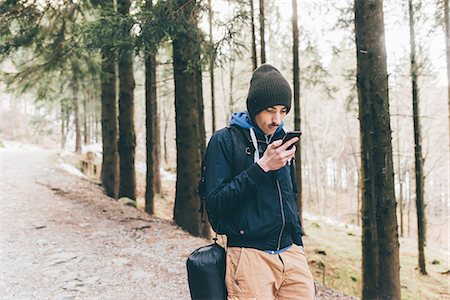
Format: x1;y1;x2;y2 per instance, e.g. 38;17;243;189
0;145;356;300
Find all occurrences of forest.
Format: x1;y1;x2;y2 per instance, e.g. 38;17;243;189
0;0;449;299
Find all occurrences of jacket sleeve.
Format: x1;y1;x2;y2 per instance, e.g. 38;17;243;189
205;130;271;218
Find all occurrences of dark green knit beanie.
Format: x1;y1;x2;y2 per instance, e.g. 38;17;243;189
246;64;292;120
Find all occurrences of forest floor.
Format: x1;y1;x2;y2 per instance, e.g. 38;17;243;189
1;142;357;299
1;141;448;300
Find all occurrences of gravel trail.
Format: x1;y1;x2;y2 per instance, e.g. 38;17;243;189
0;145;357;300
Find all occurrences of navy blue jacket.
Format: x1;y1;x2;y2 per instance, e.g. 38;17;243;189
204;125;303;251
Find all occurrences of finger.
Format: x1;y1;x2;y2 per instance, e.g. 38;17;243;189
279;137;299;151
289;145;296;155
269;139;283;149
280;146;296;160
281;146;296;160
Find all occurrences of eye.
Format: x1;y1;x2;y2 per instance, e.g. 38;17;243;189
265;107;276;113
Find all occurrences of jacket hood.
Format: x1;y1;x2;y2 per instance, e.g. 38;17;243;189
229;111;285;137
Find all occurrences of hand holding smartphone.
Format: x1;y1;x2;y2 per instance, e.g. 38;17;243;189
281;131;302;150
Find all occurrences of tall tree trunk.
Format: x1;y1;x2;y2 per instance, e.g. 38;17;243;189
61;103;66;149
250;0;258;70
83;94;91;145
407;170;412;237
444;0;450;228
292;0;303;230
60;82;66;149
445;0;450;160
72;72;82;154
144;0;161;214
100;46;119;199
259;0;266;64
208;0;216;133
145;45;156;214
229;58;235;119
395;106;404;237
65;107;70;148
196;66;206;157
117;0;136;200
354;0;401;299
408;0;427;275
153;94;162;195
92;91;99;143
163;108;169;165
196;64;209;238
172;0;209;238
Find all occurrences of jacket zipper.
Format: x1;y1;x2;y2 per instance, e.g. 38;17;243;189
276;180;285;251
262;135;285;251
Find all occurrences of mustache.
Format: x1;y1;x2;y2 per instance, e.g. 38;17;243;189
270;123;280;127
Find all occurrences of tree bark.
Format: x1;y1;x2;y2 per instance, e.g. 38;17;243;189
72;71;82;154
145;38;156;215
197;62;206;158
60;82;66;149
163;107;169;165
444;0;450;228
250;0;258;70
408;0;427;275
208;0;216;133
229;59;235;119
144;0;161;214
292;0;303;230
445;0;450;163
100;46;119;199
395;106;404;238
61;103;65;149
259;0;266;64
152;94;162;194
354;0;401;299
117;0;136;200
172;0;209;238
83;96;87;144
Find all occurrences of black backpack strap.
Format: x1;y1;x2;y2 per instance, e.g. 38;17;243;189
198;126;253;227
199;153;207;223
227;125;253;176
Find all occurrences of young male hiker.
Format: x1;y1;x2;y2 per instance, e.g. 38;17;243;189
204;64;315;299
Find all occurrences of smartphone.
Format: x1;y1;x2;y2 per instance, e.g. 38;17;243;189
282;131;302;150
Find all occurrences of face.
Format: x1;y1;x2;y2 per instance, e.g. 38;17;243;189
254;105;288;135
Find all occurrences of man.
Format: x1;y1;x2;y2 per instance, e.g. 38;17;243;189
204;64;315;299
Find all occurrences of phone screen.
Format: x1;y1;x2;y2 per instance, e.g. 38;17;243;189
282;131;302;150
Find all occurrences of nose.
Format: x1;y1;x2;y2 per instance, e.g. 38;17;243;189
273;112;281;124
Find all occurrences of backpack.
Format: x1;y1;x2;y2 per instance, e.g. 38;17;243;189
198;125;251;233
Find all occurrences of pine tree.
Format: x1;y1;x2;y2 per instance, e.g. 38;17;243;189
408;0;427;275
259;0;266;63
117;0;137;201
172;0;209;237
354;0;401;298
291;0;304;229
144;0;158;214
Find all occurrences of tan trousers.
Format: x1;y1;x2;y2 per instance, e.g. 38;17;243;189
225;245;315;300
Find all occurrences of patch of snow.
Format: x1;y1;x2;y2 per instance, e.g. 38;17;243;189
304;211;360;232
82;144;102;156
135;162;176;181
57;150;75;159
136;161;146;174
1;140;42;151
160;168;176;181
57;163;87;179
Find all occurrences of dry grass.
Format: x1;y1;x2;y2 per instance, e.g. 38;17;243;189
304;220;449;300
90;163;449;300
